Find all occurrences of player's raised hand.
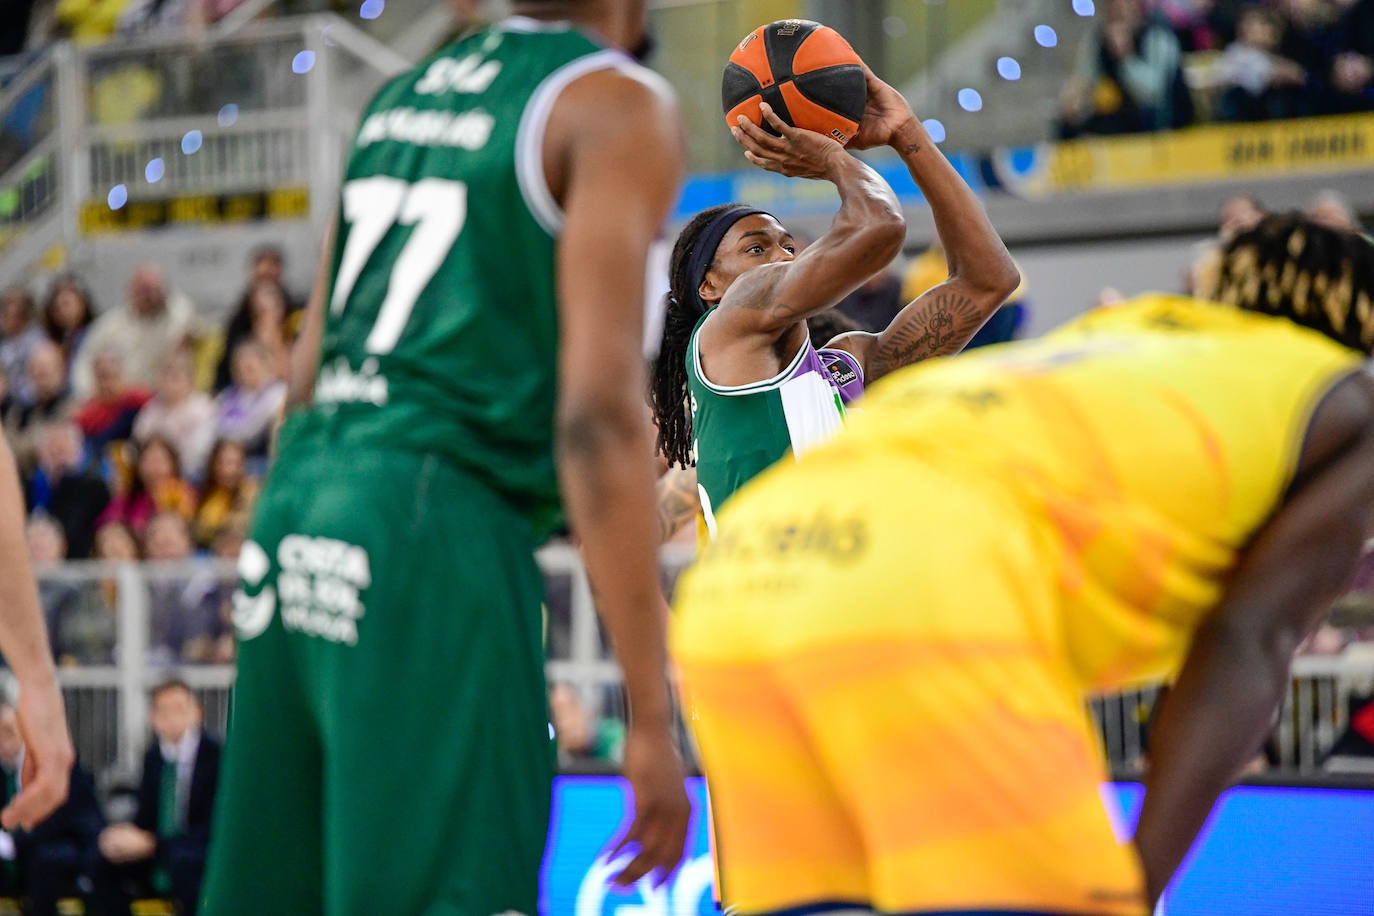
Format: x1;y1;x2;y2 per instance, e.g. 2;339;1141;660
848;64;918;152
610;721;690;887
732;103;846;180
2;676;72;831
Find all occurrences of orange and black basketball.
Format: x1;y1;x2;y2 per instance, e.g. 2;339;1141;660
722;20;867;146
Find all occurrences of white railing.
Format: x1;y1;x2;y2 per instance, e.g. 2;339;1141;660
0;14;410;288
31;546;1374;786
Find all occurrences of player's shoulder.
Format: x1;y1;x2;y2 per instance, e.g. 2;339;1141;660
556;55;678;121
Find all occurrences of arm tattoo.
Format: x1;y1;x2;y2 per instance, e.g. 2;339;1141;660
871;292;984;378
655;466;700;544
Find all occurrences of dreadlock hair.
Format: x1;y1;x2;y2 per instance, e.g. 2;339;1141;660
650;204;743;468
1213;212;1374;353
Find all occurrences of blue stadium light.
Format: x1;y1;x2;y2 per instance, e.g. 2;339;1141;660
292;50;316;74
997;57;1022;81
1073;0;1095;16
360;0;384;20
923;118;947;143
181;130;203;155
957;88;983;112
145;158;165;184
108;185;128;210
217;103;239;127
1035;24;1059;47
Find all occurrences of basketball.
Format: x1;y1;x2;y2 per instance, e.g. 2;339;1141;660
722;19;867;146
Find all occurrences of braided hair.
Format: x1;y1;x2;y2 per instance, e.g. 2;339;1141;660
650;204;743;468
1214;212;1374;353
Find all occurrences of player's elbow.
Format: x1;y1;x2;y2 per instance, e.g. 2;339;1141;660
556;396;645;463
962;259;1020;307
846;206;906;271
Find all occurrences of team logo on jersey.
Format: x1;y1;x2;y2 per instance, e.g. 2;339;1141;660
824;359;858;388
275;535;372;646
232;540;276;641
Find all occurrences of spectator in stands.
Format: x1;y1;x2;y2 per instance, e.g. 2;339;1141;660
143;512;222;664
91;520;139;659
74;349;152;458
95;680;220;916
98;435;196;539
214;246;301;390
133;351;216;482
1158;0;1221;52
1218;191;1268;242
1278;0;1346;111
190;439;254;551
213;341;284;462
1217;5;1309;121
0;701;104;916
72;264;192;401
1060;0;1192;137
549;683;625;766
25;422;109;560
0;288;46;407
29;513;114;667
1307;188;1364;231
834;268;903;333
10;342;72;471
1327;0;1374;112
51;0;139;44
41;276;94;380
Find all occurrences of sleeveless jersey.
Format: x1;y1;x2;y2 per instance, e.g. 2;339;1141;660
281;17;634;538
687;319;864;537
849;294;1364;692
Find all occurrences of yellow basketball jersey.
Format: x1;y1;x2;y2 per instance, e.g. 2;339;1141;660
848;294;1364;691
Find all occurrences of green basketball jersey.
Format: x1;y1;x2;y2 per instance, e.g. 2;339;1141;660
686;318;864;538
282;17;634;538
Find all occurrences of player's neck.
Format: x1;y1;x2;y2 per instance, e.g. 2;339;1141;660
509;3;632;52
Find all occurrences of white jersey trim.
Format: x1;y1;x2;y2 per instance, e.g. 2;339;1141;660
515;49;626;236
691;325;810;396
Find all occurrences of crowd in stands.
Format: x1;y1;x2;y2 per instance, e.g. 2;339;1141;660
3;246;295;668
0;680;221;916
1062;0;1374;136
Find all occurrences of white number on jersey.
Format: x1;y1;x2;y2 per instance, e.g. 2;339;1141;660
330;176;468;355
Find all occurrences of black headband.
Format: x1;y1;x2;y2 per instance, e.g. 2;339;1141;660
685;205;769;313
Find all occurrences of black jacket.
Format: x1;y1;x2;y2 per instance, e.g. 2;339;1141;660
133;734;221;854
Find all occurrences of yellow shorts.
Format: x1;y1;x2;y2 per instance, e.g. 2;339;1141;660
671;445;1148;916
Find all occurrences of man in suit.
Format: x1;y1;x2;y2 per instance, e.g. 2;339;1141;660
0;701;103;915
94;680;220;916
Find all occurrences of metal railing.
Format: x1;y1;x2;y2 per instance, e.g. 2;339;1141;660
29;547;1374;787
0;14;410;286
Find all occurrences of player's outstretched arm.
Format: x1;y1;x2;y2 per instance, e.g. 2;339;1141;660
1134;371;1374;906
551;65;690;888
829;68;1019;383
706;104;905;343
0;439;72;831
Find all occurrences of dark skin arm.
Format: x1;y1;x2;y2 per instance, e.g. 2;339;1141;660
1134;370;1374;905
285;221;335;410
698;103;905;386
655;465;700;545
548;65;690;887
819;69;1019;384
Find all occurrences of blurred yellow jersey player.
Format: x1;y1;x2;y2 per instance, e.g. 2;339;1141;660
672;214;1374;916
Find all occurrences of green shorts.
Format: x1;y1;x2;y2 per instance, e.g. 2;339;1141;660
201;444;552;916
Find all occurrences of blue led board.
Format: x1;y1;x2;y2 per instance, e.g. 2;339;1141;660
542;777;1374;916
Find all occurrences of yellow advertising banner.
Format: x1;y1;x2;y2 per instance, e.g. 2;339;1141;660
1011;114;1374;197
80;186;310;235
